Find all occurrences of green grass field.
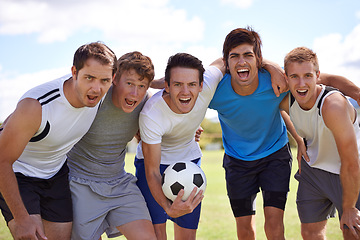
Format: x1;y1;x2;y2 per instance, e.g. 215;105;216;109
0;149;343;239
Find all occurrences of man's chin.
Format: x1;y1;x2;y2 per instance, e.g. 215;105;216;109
122;104;137;113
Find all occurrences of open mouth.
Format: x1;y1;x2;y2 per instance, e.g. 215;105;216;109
296;89;308;96
87;95;98;102
125;98;136;107
179;97;191;105
237;68;249;79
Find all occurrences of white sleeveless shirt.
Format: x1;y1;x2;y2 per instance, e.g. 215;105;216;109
13;75;101;179
289;85;360;174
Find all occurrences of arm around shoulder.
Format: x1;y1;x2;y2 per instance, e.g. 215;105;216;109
263;59;288;96
210;58;226;76
319;73;360;105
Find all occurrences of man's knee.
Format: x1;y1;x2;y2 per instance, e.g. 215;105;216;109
301;222;327;240
235;216;256;240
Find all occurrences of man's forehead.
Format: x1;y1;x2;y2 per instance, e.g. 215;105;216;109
230;44;254;53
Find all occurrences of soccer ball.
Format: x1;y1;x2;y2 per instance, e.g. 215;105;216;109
161;161;207;201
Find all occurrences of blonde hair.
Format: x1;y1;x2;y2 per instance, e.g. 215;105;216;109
284;47;319;75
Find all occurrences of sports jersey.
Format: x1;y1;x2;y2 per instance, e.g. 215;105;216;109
67;86;149;180
12;74;101;179
136;66;223;164
289;85;360;174
208;70;289;161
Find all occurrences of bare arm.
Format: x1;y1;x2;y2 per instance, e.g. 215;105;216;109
280;104;309;174
263;59;288;97
150;77;165;89
211;58;226;75
319;73;360;105
0;98;47;239
323;93;360;238
142;141;203;218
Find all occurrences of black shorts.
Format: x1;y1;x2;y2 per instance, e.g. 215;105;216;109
223;143;292;217
0;163;73;223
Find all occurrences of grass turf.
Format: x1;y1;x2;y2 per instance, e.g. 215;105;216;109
0;149;343;239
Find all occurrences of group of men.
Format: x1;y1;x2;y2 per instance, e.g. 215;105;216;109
0;27;360;240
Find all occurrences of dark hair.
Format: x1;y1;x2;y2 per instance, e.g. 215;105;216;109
164;53;205;85
73;41;117;76
223;27;263;73
115;51;155;83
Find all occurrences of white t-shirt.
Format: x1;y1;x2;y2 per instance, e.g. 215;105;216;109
136;66;223;164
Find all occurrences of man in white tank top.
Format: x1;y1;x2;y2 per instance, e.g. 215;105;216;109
279;47;360;239
0;42;116;240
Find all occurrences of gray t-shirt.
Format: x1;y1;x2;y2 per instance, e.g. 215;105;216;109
67;85;148;181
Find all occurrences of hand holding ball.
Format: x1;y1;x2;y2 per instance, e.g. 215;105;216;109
162;161;207;201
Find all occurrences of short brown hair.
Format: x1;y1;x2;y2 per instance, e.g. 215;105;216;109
284;47;319;76
73;41;117;76
115;51;155;83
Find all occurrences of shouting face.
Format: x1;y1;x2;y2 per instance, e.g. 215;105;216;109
112;69;150;113
227;43;259;96
164;67;203;114
286;61;320;110
70;58;113;108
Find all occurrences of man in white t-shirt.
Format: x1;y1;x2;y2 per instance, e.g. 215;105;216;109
135;53;224;240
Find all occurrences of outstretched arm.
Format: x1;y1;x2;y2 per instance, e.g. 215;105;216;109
323;93;360;238
319;73;360;105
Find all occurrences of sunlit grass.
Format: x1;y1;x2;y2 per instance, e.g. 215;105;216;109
0;149;343;239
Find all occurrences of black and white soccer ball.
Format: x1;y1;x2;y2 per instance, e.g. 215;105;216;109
161;161;207;201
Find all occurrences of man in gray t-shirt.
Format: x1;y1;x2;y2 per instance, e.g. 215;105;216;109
67;51;157;240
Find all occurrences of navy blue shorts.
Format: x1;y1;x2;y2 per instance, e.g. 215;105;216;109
0;163;73;223
134;157;202;229
223;143;292;217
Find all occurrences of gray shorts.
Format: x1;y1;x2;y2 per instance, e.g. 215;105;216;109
295;158;360;223
69;173;151;239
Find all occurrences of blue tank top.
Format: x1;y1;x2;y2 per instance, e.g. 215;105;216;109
209;70;288;161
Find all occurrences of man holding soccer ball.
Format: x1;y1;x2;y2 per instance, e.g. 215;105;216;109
135;53;224;240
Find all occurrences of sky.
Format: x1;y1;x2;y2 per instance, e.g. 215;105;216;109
0;0;359;121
